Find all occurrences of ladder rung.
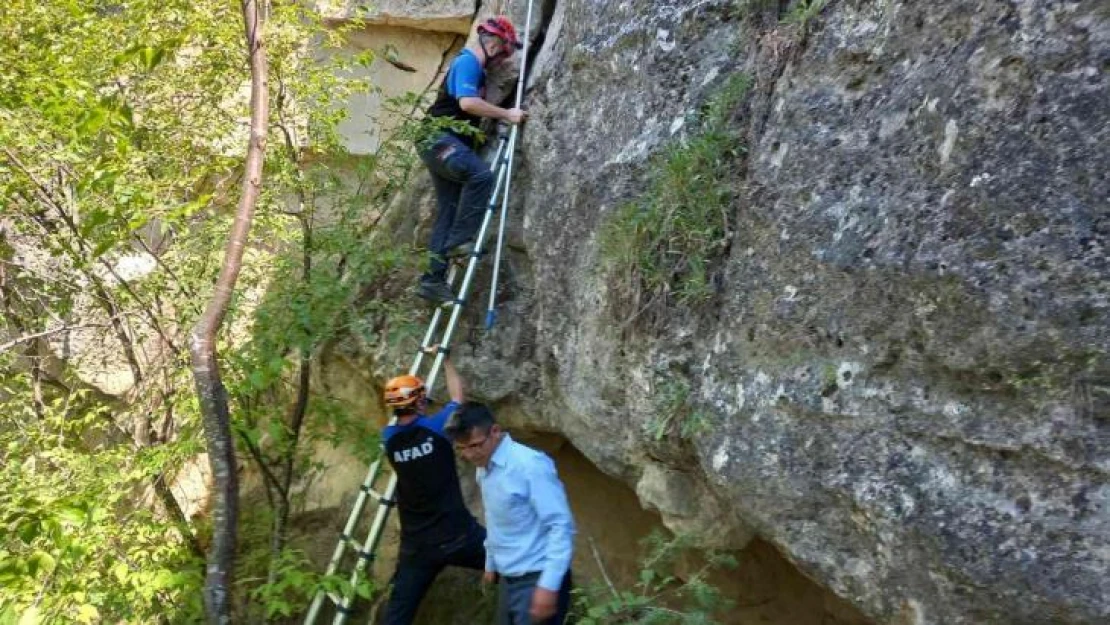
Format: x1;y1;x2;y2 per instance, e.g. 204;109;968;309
340;534;364;553
327;592;358;615
358;485;396;507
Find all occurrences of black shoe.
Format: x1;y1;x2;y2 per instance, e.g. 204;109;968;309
445;241;476;259
417;279;455;303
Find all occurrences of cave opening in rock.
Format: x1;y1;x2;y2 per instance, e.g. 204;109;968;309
501;429;875;625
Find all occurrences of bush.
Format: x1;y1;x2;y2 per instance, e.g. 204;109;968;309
599;74;750;324
574;532;737;624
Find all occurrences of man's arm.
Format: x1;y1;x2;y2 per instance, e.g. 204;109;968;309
484;542;497;580
458;97;527;124
528;455;576;592
421;344;464;404
441;355;465;404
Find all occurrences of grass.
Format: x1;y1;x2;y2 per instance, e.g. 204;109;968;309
647;376;713;441
599;74;751;322
573;531;737;624
782;0;828;30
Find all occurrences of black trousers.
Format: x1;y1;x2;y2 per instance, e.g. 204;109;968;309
418;133;494;282
497;570;573;625
382;525;487;625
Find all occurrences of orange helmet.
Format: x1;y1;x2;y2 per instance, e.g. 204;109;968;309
384;374;425;408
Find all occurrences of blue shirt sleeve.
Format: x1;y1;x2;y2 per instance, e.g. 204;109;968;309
528;454;576;591
422;400;460;435
445;51;482;99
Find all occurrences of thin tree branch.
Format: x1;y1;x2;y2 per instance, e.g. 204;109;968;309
0;323;110;353
587;534;621;600
133;234;201;303
236;426;287;502
189;1;270;620
2;147;181;354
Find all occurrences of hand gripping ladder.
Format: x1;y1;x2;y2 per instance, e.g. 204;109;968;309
304;4;535;622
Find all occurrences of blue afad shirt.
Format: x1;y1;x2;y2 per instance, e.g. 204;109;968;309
477;434;576;591
383;401;477;546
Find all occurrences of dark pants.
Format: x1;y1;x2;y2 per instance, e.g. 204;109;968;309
497;570;573;625
419;133;494;282
382;525;487;625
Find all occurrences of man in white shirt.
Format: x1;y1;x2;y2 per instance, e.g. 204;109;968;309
446;403;576;624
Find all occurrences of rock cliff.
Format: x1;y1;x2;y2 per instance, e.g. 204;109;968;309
401;1;1109;623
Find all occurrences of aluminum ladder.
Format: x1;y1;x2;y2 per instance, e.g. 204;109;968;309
304;6;535;621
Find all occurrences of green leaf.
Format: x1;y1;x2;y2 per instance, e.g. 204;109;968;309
75;605;99;624
28;551;56;576
56;505;87;527
75;107;108;137
111;562;130;583
138;47;165;71
17;521;39;544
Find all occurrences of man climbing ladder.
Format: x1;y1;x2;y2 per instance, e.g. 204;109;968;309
380;348;486;624
417;16;528;303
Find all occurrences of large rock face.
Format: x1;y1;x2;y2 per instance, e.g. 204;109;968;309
316;0;476;34
429;1;1109;624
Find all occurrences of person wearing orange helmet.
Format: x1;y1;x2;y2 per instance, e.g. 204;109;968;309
416;16;529;303
380;347;485;624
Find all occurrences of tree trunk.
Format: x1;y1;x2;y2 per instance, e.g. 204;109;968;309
188;1;269;621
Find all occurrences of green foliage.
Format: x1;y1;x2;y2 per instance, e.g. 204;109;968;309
0;389;204;622
782;0;828;31
647;377;712;441
599;74;750;323
239;542;372;620
575;532;737;624
1;0;433;619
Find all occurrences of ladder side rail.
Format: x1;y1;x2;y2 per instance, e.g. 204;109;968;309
311;138;516;624
411;136;510;376
486;0;536;329
331;470;401;625
304;457;376;622
427;127;520;383
422;132;516;393
306;4;539;614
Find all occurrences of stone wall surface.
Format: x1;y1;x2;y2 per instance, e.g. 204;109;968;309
408;1;1110;624
331;25;462;154
316;0;477;33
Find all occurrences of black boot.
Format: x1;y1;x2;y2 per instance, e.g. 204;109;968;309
417;278;455;303
444;240;476;259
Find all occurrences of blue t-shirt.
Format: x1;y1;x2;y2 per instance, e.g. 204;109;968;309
382;400;458;444
383;401;477;545
443;49;484;100
426;49;487;144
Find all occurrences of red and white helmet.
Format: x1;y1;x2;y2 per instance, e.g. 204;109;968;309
478;16;522;50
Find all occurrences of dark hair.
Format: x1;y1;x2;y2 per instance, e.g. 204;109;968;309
445;402;496;441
